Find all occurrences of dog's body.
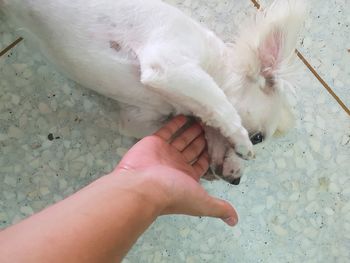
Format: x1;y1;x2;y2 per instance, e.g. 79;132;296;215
1;0;305;183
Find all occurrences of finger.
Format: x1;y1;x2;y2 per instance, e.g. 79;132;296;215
193;189;239;226
170;123;203;151
192;151;209;180
173;186;239;227
154;115;188;141
205;197;239;227
181;133;206;163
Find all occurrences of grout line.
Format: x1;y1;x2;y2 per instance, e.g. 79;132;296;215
249;0;350;116
0;37;23;57
295;50;350;116
250;0;261;9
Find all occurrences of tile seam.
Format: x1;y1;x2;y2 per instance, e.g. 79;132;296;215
0;37;23;57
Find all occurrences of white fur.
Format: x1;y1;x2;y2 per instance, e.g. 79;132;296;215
2;0;305;183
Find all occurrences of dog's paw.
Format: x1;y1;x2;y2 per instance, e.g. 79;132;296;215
204;125;227;162
204;125;247;184
219;169;242;185
207;149;244;185
213;149;242;185
230;128;255;160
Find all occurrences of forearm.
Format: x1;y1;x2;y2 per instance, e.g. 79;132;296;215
0;115;237;263
0;172;161;263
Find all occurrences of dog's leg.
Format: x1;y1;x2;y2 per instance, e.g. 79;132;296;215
137;48;254;159
204;126;227;170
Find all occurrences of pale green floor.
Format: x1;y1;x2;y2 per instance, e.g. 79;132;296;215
0;0;349;262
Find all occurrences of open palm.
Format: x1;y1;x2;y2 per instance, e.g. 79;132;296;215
115;116;238;226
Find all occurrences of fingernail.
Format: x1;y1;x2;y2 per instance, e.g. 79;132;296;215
223;216;238;226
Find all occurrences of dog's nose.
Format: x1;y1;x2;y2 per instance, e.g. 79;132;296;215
214;165;223;176
230;177;241;185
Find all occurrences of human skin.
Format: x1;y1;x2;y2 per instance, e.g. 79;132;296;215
0;115;238;263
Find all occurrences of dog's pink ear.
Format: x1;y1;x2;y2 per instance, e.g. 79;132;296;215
257;0;306;74
257;28;284;77
234;0;305;88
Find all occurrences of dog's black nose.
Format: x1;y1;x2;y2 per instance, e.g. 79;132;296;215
230;177;241;185
214;165;223;176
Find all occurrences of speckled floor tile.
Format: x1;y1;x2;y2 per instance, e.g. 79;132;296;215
1;0;349;262
300;0;350;109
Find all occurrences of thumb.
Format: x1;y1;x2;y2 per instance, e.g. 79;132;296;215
197;194;239;227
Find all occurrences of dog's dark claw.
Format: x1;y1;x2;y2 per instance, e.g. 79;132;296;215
230;177;241;185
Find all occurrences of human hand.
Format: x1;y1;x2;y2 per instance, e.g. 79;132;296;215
114;115;238;226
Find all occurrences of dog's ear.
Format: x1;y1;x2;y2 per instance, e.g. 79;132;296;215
234;0;306;90
258;29;284;77
257;0;305;74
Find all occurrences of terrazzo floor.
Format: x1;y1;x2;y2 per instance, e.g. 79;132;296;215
0;0;349;262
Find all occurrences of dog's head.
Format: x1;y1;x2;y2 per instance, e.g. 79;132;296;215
225;0;305;143
208;0;305;184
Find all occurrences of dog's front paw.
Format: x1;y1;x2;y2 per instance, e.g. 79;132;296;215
221;150;243;185
230;128;255;160
204;125;227;162
210;149;243;185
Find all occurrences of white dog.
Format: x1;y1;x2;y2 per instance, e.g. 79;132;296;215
1;0;305;184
